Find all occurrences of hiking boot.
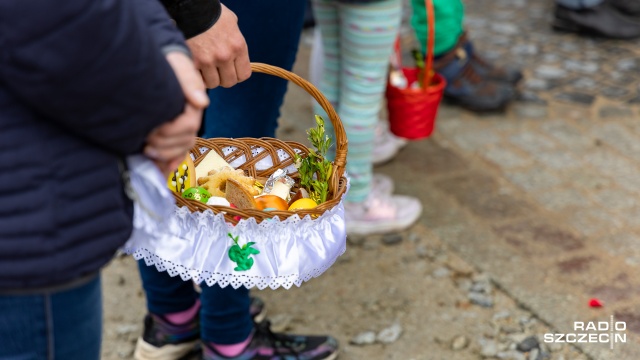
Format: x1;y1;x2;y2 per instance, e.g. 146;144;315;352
373;121;408;165
345;191;422;236
134;297;267;360
552;2;640;39
434;43;515;112
202;320;339;360
460;34;523;85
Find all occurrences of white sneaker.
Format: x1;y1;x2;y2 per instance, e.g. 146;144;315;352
372;173;394;195
345;191;422;236
373;121;408;166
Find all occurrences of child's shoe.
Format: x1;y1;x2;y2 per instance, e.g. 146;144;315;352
345;191;422;236
134;297;267;360
202;320;338;360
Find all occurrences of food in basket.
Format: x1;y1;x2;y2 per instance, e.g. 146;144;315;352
225;179;257;209
261;169;295;201
206;196;231;207
195;150;232;180
294;115;333;204
197;167;258;198
167;155;196;194
181;186;211;204
288;198;317;211
255;194;289;211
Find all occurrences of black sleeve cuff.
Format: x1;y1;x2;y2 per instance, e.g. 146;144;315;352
160;0;222;39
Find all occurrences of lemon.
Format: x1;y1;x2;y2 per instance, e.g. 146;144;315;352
288;198;318;211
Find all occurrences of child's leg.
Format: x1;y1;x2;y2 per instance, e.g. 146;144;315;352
137;261;199;315
338;0;402;203
311;0;340;151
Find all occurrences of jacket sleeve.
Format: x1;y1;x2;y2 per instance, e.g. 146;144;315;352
159;0;222;39
0;0;187;156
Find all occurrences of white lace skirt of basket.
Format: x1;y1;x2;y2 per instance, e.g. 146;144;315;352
122;153;348;290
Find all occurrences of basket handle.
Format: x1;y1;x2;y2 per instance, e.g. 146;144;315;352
393;0;435;89
423;0;435;89
250;62;348;193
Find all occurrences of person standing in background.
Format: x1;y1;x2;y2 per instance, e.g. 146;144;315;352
311;0;423;236
410;0;522;112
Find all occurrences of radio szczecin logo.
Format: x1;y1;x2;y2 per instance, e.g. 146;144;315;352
544;316;627;349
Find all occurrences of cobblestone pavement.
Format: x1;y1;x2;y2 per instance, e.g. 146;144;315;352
101;1;640;359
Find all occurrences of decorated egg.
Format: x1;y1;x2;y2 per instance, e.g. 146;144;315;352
182;186;211;203
168;154;196;194
288;198;318;211
255;195;289;211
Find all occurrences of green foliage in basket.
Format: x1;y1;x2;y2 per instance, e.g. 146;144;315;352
294;115;333;204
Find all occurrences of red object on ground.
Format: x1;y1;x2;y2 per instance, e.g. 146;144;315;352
589;298;604;308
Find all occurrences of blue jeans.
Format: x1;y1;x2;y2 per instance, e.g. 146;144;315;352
139;0;305;345
0;275;102;360
556;0;603;9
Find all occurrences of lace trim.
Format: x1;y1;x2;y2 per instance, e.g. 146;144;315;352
125;245;346;290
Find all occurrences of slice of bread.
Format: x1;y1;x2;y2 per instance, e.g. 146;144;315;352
225;179;257;210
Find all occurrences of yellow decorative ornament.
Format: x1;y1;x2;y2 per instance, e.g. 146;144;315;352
167;155;196;194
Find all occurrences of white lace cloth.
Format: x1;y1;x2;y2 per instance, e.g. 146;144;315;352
122;155;347;290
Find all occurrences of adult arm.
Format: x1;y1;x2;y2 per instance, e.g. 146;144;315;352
0;0;189;156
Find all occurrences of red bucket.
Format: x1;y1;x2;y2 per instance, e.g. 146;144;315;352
386;69;445;140
385;0;445;140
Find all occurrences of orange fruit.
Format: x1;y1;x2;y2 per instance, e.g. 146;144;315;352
255;195;289;211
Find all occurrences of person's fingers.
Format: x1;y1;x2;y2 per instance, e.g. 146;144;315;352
234;49;252;84
217;61;239;88
165;52;209;109
144;137;195;162
146;132;194;149
152;105;202;137
201;68;220;89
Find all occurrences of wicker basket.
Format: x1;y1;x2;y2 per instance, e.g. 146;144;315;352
123;63;350;290
174;63;348;223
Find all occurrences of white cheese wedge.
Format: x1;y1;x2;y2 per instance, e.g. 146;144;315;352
195;150;232;180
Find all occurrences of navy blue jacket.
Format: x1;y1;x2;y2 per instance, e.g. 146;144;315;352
0;0;192;290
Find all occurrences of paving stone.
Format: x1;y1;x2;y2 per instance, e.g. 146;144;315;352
490;22;519;35
483;147;534;168
517;91;548;104
582;149;639;179
564;60;599;74
509;132;557;153
524;78;550;91
564;168;613;190
515;104;548;119
532;150;583;169
531;188;591;212
554;92;595;105
492;219;584;253
599;232;640;266
592;122;640;159
601;87;629;99
598;105;634;119
591;188;638;211
567;208;625;237
535;66;567;80
503;168;563;192
571;77;597;89
614;309;640;334
449;128;502;152
539;121;593;150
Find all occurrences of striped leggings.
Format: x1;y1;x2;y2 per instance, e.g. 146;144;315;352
312;0;402;203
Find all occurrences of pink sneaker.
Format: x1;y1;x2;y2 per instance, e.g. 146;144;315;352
344;192;422;236
373;121;408;166
372;173;394;195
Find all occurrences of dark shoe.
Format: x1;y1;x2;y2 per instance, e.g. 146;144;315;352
134;297;267;360
202;320;339;360
461;35;523;85
553;2;640;39
611;0;640;15
434;44;515;112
